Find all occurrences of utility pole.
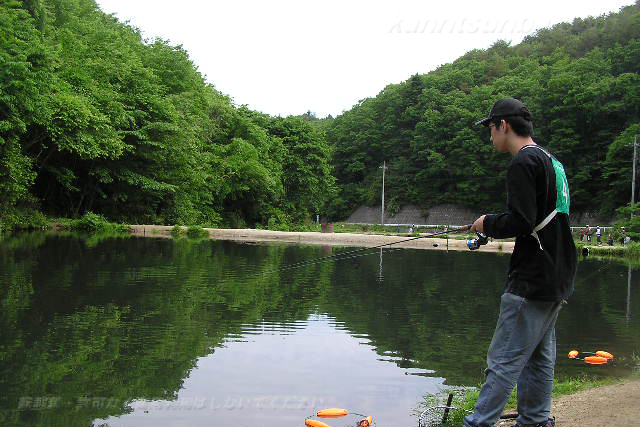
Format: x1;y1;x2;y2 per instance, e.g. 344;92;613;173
632;136;637;218
379;161;387;225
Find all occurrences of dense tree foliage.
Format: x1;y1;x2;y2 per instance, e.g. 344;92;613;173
0;0;334;230
3;1;639;229
325;3;640;221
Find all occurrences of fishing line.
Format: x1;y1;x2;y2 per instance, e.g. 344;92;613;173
573;261;615;287
309;246;405;267
254;225;472;276
245;224;613;285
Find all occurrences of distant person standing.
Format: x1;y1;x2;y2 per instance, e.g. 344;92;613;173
596;226;602;245
465;98;577;427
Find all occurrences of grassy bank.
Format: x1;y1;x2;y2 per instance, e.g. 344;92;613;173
576;241;640;256
38;218;640;262
53;212;130;233
418;374;637;426
171;225;210;239
576;241;640;266
0;209;48;232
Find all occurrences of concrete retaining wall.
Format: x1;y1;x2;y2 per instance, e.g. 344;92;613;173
346;204;482;226
345;204;612;226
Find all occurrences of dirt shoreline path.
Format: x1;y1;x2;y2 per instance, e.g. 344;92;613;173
550;379;639;427
497;380;640;427
130;225;637;426
130;225;515;253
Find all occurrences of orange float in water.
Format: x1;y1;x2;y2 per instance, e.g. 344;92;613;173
358;415;373;427
584;356;608;365
316;408;349;418
568;350;579;358
596;350;614;359
306;419;332;427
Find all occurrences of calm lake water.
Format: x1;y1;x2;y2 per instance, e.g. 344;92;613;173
0;233;638;427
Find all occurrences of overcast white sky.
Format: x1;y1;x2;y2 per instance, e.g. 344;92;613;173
96;1;632;118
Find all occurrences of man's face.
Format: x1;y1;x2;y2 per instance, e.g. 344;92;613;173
489;121;508;152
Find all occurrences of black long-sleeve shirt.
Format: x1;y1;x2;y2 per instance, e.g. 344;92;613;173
483;145;577;301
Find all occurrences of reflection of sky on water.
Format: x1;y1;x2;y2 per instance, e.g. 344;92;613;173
96;314;443;427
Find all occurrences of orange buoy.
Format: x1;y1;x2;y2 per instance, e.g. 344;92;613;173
358;415;373;426
584;356;608;365
306;419;332;427
595;350;614;359
316;408;349;418
568;350;579;358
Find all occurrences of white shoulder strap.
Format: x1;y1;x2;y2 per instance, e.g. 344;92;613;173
521;145;557;251
530;209;557;250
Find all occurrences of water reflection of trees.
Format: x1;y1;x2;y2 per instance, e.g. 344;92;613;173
327;251;639;384
0;233;637;426
0;234;334;426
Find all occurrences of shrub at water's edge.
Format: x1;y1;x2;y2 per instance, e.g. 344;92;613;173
0;209;47;232
171;225;210;239
186;226;209;239
171;225;185;237
61;212;130;233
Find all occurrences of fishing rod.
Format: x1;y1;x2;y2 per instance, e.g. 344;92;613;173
417;395;519;427
258;224;475;276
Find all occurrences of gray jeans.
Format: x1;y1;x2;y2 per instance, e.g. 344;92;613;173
464;293;563;427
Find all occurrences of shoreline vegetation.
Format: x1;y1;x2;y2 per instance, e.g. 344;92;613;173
49;220;513;253
37;213;639;260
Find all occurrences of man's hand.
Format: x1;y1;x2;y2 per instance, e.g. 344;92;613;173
471;215;486;233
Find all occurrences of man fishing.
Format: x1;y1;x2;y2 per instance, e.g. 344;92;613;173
463;98;577;427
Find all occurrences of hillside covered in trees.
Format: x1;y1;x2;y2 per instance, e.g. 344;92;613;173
1;1;639;230
0;0;334;230
325;2;640;221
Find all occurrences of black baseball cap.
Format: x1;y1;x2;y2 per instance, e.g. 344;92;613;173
475;98;532;126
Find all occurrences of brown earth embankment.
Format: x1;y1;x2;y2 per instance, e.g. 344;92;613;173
129;225;515;253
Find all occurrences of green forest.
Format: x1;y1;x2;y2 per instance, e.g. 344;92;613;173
0;0;334;230
325;2;640;220
1;0;640;230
